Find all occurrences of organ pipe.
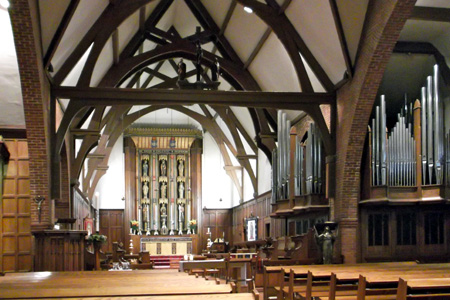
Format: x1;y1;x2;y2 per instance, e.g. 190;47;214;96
370;64;444;187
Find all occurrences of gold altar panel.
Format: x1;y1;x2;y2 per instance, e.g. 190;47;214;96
141;237;193;255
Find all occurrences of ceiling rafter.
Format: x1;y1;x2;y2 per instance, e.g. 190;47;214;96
243;0;294;71
184;0;242;64
143;67;172;81
328;0;352;78
44;0;80;70
119;0;173;61
53;0;156;86
236;0;334;92
148;70;196;89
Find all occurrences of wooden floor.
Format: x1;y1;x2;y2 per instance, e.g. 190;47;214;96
0;269;256;300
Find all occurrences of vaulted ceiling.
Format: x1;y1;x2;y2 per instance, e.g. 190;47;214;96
1;0;450;199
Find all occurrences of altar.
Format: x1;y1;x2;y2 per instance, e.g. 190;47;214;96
130;234;199;255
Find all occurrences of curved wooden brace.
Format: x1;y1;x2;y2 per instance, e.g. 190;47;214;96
303;105;334;156
212;106;257;193
99;40;260;90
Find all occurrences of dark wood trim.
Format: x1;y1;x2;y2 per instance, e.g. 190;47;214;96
112;29;119;65
0;128;27;138
411;6;450;23
43;0;80;70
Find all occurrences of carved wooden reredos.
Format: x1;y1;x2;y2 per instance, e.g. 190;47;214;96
125;127;202;235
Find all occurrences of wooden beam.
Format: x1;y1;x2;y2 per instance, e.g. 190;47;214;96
139;6;146;32
141;61;164;88
52;86;335;108
143;67;172;81
54;0;154;85
119;0;173;61
236;0;334;92
184;0;243;64
328;0;352;78
44;0;80;70
219;0;236;36
411;6;450;23
112;30;119;65
394;41;450;86
244;27;271;69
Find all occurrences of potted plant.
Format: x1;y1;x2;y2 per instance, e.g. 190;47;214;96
130;220;139;234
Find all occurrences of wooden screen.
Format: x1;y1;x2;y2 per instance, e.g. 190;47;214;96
1;139;32;272
99;209;124;253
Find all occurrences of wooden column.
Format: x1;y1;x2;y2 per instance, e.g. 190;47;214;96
190;139;202;253
124;137;136;251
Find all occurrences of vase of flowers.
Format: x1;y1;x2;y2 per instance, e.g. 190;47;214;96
188;219;197;234
130;220;139;235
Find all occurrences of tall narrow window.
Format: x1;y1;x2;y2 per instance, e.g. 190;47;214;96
396;213;416;245
368;213;389;246
424;212;444;245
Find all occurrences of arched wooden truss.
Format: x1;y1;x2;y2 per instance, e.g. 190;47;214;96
49;0;338;201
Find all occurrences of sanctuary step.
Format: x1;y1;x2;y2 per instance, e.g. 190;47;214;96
150;255;183;269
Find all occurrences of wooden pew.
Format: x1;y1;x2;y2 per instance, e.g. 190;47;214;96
0;269;232;299
19;294;257;300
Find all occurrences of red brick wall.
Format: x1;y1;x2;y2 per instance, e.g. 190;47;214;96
335;0;416;263
9;0;52;230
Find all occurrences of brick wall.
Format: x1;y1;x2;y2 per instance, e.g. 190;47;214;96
9;0;52;230
335;0;416;263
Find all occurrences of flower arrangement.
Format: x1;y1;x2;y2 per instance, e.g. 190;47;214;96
130;220;139;234
188;219;197;229
86;233;107;244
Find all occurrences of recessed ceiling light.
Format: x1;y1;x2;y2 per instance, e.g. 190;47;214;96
244;6;253;14
0;0;9;9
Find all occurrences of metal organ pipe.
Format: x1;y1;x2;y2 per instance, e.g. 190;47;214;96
421;87;427;185
380;95;387;185
426;76;433;184
433;65;443;184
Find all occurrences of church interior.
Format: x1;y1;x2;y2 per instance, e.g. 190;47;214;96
1;0;450;299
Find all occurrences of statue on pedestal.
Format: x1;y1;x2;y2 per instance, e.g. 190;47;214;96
142;160;148;176
177;59;186;81
143;182;149;199
315;225;338;264
178;160;184;177
160;159;167;177
161;182;167;199
178;182;185;199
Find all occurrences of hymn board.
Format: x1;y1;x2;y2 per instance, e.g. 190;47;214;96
127;127;201;235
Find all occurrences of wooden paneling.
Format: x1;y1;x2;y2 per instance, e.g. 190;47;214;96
1;139;32;272
100;209;124;253
202;209;232;251
231;191;283;245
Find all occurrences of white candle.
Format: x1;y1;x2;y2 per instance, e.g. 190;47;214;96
207;227;210;233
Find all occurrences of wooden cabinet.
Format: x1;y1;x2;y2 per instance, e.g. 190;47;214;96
33;230;86;271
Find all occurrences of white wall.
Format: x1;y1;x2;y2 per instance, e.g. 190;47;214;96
202;132;237;209
258;149;272;194
95;135;125;209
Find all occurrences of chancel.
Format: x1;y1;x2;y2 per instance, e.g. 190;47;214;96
2;0;450;299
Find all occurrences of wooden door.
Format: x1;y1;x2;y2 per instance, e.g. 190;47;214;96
99;209;124;253
1;139;32;272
